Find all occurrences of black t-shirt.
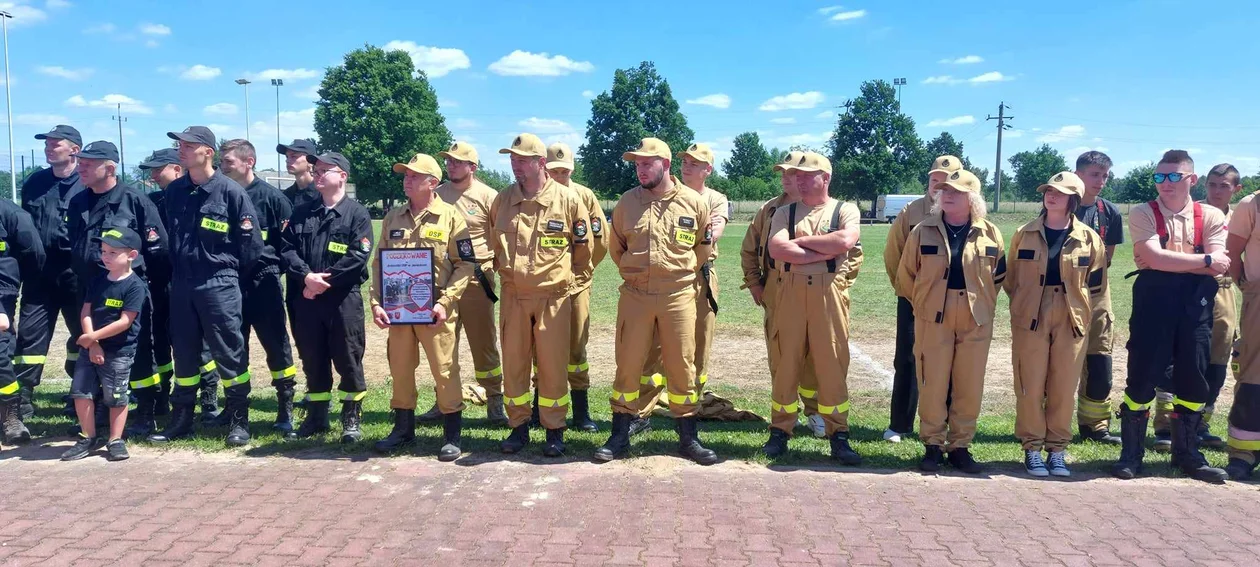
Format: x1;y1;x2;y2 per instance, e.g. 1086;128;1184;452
946;222;970;289
1043;226;1068;286
1075;199;1124;246
86;272;148;354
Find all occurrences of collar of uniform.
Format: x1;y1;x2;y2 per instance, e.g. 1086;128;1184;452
324;194;354;216
507;177;558;208
244;176;268;194
89;181;129;206
921;212;980;236
637;176;683;204
1022;215;1091;241
1199;199;1229;216
196;170;229;194
402;198;444;225
1154;196;1195;220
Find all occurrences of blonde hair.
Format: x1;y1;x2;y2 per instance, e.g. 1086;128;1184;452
930;191;988;220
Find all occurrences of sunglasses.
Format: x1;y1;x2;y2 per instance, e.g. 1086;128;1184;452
1152;172;1190;183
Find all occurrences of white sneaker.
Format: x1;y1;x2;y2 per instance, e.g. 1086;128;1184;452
1047;451;1071;477
882;429;902;443
807;414;826;438
1024;450;1049;477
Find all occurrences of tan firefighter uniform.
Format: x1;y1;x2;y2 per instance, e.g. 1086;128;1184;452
896;170;1006;449
545;143;607;392
609;139;713;418
373;154;476;414
766;182;862;436
436;142;504;398
1005;173;1107;452
1075;197;1124;438
490;134;593;430
635;144;729;416
1227;192;1260;472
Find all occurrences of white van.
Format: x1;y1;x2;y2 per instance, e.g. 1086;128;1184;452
876;194;920;223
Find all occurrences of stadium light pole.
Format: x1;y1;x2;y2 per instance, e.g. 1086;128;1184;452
235;78;251;141
1;11;15;203
893;77;906;109
271;78;283;173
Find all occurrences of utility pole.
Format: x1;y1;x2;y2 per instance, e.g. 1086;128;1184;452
113;103;127;180
2;10;15;202
893;77;906;109
236;78;252;141
986;101;1013;212
271;78;284;173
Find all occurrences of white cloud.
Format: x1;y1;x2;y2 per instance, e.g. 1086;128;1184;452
36;66;92;81
770;117;796;125
926;115;975;128
940;55;983;65
293;84;321;100
488;50;594;77
180;64;221;81
818;5;844;14
65;93;153;115
249;68;321;81
1037;125;1086;143
1064;146;1109;158
759;91;825;111
203;103;238;116
581;90;595;98
140;23;171;36
383;40;470;78
686;93;731;109
828;9;866;21
518;117;574;134
83;22;114;34
922;75;959;85
772;132;833;146
969;71;1012;84
0;2;47;26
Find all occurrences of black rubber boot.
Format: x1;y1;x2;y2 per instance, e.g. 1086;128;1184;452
200;385;223;425
123;388;157;441
1225;458;1256;481
1;396;31;445
225;401;251;447
594;413;632;462
1111;407;1148;480
1170;409;1227;484
762;428;790;459
17;384;33;420
947;447;982;474
569;390;598;433
296;400;331;438
919;445;945;472
439;411;462;462
340;400;362;444
676;416;718;465
375;409;416;453
543;427;566;458
416;402;442;423
500;423;530;454
829;431;862;466
273;387;296;438
148;404;195;443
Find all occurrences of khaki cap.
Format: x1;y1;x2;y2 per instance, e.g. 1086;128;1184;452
773;150;805;173
499;133;546;158
546;143;575;170
392;153;443;178
622;137;672;161
934;169;982;193
929;155;963;175
792;152;833;174
678;143;714;165
1037;171;1084;197
438;140;479;164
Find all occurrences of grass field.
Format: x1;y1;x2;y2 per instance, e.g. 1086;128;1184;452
18;210;1239;476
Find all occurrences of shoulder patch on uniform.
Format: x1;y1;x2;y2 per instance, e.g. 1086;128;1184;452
146;227;158;242
457;238;474;260
240;215;254;231
574;219;587;238
546;219;564;232
359;237;371;252
678;216;696;229
591;215;603;235
389;229;405;239
704;224;713;244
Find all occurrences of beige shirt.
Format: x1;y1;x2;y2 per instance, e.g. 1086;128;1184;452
883;196;934;292
740;193;794;289
1129;198;1227;255
694;185;729;263
1228;192;1260;282
610;177;713;294
370;198;474;312
766;199;861;276
436;178;497;266
489;178;592;298
559;180;608;289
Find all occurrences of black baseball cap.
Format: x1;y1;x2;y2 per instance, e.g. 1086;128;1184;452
77;140;120;161
307;152;351;174
277;138;317;156
167;126;217;150
96;226;142;251
35;124;82;147
139;148;179;170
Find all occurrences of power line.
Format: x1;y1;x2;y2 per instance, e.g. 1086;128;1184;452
1017;110;1260;131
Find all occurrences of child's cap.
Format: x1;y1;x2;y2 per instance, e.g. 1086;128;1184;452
96;227;142;251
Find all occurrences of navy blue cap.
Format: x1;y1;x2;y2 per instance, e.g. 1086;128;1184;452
96;226;142;251
307;152;351;174
277;138;317;156
35;124;82;147
77;140;120;161
167;126;217;150
139;148;179;170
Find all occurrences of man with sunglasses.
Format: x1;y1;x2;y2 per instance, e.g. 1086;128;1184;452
1113;150;1230;483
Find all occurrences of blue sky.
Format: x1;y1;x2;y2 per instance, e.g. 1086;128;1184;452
1;0;1257;181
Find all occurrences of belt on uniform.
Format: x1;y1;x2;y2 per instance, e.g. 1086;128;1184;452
699;261;719;315
473;263;498;303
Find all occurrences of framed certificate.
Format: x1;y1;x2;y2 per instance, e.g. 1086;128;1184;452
379;248;437;325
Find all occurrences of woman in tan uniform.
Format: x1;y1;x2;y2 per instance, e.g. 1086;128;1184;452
896;170;1005;474
1004;172;1106;478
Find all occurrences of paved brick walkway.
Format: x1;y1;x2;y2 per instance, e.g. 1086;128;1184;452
1;443;1258;567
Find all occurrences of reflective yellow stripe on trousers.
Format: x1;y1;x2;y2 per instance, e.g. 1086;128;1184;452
818;401;851;414
538;394;571;408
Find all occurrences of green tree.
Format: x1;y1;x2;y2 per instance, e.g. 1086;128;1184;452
1008;144;1068;201
314;44;452;210
984;169;1013;203
579;62;694;196
721;132;774;183
476;168;513;192
920;132;971;185
1112;163;1157;203
826;79;924;215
